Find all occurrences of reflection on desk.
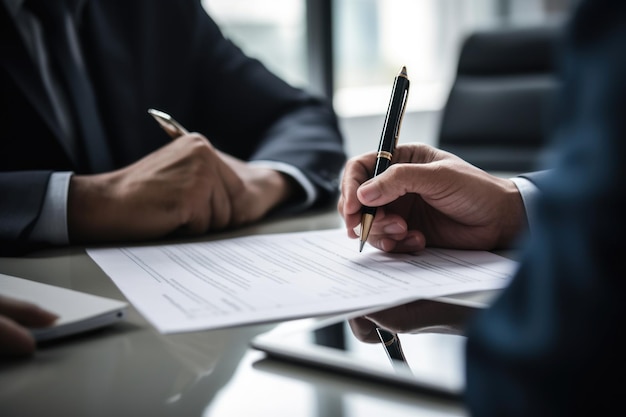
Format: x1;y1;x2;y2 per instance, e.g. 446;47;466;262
0;209;470;417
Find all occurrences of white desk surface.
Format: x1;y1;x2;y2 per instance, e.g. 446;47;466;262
0;209;472;417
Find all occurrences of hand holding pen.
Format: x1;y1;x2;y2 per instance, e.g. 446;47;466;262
147;108;299;228
359;66;410;251
68;109;230;243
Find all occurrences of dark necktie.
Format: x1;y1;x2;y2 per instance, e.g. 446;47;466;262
26;0;113;173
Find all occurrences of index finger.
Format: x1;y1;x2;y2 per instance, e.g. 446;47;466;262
338;152;377;228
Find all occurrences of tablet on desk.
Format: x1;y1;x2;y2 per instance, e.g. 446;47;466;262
0;273;128;342
251;295;493;399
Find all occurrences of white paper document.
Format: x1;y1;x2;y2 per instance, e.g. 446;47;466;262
86;228;518;334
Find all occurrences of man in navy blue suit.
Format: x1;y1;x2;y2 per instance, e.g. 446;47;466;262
340;0;625;414
0;0;345;256
0;0;345;355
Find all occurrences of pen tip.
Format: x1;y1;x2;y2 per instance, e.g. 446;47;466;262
359;240;365;252
400;66;407;76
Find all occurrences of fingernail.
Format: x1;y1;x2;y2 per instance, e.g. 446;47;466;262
404;235;423;249
360;185;381;202
353;225;361;237
383;223;405;234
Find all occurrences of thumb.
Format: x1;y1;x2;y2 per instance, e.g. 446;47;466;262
357;163;437;207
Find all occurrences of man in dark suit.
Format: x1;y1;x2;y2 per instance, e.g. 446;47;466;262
0;0;345;256
339;0;625;414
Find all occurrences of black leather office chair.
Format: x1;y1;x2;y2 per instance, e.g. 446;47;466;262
437;25;563;173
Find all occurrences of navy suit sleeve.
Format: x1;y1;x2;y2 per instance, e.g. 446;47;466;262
0;171;52;255
181;3;346;209
464;1;626;415
100;0;346;208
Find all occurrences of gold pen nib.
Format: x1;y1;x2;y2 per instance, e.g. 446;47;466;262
358;213;374;252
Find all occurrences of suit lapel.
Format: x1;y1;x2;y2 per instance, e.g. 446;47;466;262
0;6;79;166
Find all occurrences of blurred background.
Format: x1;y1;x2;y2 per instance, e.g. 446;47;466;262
202;0;572;161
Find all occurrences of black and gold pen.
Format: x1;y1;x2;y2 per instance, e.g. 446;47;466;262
376;327;410;372
359;66;410;252
148;108;189;139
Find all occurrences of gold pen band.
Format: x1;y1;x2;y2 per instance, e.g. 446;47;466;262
377;151;393;160
382;335;397;347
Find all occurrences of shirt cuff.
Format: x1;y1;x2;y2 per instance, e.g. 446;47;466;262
248;160;317;212
28;172;72;245
510;176;539;234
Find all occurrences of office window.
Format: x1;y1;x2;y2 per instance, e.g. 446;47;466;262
202;0;308;88
203;0;569;118
333;0;569;117
333;0;468;117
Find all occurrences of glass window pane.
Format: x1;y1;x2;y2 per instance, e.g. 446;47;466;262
202;0;308;88
332;0;569;117
202;0;570;120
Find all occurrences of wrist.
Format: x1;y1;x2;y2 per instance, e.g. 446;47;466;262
255;168;299;209
496;178;528;248
67;173;116;242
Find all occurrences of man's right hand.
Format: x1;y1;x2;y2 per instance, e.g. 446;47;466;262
337;142;528;253
68;133;245;243
67;132;304;244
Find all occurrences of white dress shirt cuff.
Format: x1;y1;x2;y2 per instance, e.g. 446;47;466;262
248;160;316;212
29;171;72;245
510;176;539;234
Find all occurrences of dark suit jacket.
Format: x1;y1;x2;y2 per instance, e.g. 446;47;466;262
465;0;626;415
0;0;345;256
